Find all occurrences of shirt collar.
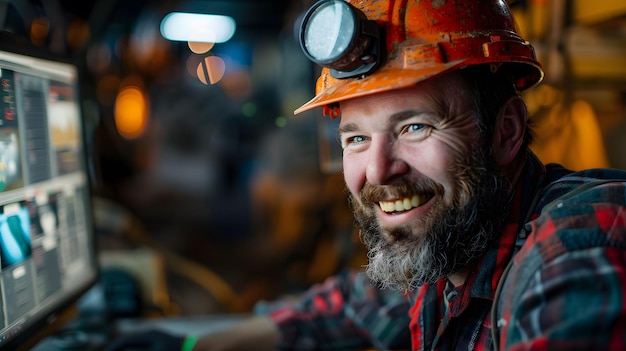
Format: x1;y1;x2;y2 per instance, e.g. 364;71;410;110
447;152;547;311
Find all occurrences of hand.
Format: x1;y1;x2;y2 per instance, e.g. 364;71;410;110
104;329;185;351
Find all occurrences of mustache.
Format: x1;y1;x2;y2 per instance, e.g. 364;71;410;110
360;177;443;205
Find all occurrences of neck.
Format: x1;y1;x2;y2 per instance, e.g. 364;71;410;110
448;267;471;287
505;150;527;188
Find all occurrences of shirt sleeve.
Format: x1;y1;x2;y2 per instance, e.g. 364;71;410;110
500;181;626;351
254;269;411;351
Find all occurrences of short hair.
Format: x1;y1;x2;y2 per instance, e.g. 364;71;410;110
453;64;535;150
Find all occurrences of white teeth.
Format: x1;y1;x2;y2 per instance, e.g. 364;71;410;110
403;198;411;209
411;196;420;207
380;195;422;213
394;200;404;211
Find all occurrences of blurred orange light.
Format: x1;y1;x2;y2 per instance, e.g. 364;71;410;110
30;18;50;46
196;56;225;85
188;41;215;54
115;86;148;139
67;20;91;50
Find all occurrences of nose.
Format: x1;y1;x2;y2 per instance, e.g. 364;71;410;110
365;135;409;185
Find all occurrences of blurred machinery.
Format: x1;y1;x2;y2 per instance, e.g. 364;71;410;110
510;0;626;170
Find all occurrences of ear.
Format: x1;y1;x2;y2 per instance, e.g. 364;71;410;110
493;96;527;166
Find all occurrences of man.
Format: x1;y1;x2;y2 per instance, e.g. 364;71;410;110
107;0;626;350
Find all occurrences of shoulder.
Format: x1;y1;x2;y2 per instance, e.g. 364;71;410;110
535;166;626;213
510;169;626;272
501;168;626;320
525;171;626;265
496;170;626;349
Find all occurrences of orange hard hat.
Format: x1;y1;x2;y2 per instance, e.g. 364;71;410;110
294;0;544;116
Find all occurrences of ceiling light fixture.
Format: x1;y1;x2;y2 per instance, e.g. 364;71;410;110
160;12;236;43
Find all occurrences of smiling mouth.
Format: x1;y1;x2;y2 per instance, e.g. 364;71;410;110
379;194;432;213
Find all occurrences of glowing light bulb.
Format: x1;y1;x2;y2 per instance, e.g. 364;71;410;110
161;12;236;43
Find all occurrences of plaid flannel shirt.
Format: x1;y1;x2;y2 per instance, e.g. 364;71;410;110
260;153;626;350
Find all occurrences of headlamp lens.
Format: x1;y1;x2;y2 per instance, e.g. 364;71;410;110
300;0;384;79
302;1;355;62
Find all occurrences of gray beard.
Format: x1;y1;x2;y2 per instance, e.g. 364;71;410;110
350;149;512;291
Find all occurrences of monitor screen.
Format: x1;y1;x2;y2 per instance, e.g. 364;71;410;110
0;36;98;350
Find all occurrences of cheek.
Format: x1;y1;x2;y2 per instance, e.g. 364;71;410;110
342;155;364;196
405;139;461;193
429;132;479;199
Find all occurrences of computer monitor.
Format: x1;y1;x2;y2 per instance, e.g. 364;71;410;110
0;34;98;350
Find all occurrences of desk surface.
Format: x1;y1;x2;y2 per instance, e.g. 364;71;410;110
31;314;249;351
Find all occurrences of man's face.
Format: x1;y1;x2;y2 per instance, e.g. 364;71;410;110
339;75;512;290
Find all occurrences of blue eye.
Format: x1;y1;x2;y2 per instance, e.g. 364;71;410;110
408;124;425;132
343;135;366;144
341;134;368;149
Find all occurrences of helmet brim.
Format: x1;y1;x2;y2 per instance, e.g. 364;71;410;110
294;58;543;115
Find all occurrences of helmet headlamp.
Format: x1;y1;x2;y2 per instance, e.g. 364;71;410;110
299;0;384;79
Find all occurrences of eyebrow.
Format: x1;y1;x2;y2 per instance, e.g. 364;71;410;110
337;109;429;138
